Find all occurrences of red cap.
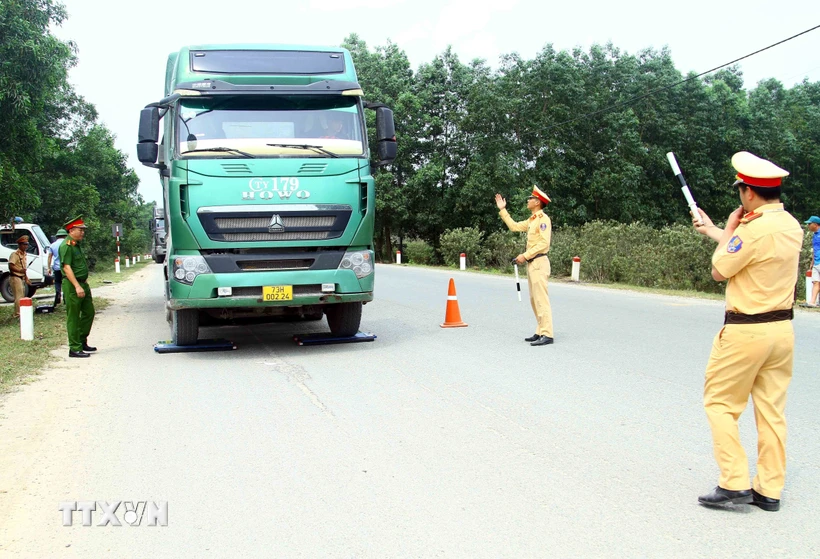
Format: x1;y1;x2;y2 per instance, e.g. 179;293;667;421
531;185;551;205
64;216;87;230
731;152;789;188
20;297;33;307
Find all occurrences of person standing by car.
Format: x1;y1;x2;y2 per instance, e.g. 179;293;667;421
7;235;32;318
47;228;68;306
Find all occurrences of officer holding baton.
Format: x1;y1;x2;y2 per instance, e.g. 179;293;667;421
495;186;554;346
692;152;802;512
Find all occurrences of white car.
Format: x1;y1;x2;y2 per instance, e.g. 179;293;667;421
0;223;54;302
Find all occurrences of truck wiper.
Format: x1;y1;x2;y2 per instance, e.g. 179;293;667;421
266;143;340;158
181;147;256;158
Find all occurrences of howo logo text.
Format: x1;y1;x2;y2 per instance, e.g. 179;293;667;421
243;178;310;200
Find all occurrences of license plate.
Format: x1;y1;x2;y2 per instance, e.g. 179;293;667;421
262;285;293;301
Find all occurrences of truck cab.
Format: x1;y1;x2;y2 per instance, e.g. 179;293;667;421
0;223;54;302
136;45;396;345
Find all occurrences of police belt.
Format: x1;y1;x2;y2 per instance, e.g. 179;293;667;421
724;309;793;325
526;253;548;264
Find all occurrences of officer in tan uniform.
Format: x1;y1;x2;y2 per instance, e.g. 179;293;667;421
7;235;33;318
495;186;554;346
693;152;802;512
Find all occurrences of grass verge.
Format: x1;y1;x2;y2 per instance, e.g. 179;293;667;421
0;259;154;393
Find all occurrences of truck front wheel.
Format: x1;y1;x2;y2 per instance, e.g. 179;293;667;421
325;302;362;337
171;309;199;346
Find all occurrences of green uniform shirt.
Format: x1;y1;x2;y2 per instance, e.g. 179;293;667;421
59;239;89;281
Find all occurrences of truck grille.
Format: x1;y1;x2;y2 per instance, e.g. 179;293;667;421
198;205;351;243
237;259;314;271
214;216;335;229
220;232;331;242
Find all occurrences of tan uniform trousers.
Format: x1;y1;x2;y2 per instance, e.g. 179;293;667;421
527;256;553;337
10;276;25;316
704;320;794;499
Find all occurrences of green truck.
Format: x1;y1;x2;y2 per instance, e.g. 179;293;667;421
136;45;396;345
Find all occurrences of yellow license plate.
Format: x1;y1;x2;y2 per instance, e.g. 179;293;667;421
262;285;293;301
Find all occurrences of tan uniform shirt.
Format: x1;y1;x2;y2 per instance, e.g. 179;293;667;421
8;250;27;279
712;203;803;314
499;209;552;260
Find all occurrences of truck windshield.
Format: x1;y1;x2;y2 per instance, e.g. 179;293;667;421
155;219;165;230
176;96;364;158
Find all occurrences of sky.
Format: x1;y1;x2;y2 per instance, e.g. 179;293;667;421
53;0;820;205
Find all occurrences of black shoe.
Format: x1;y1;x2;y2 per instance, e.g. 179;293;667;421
530;336;554;346
524;334;540;342
698;486;752;508
69;351;90;358
82;344;97;352
751;489;780;512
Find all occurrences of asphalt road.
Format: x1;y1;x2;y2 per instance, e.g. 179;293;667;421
1;263;818;557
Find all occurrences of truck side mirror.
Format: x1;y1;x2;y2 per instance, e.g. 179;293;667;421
375;107;397;166
137;108;161;165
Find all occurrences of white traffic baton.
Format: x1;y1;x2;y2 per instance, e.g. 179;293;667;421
512;259;522;301
667;152;703;225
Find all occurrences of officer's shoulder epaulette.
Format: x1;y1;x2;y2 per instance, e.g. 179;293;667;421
66;239;77;246
740;211;762;224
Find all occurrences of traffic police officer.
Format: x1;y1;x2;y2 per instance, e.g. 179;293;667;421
59;216;96;358
495;186;554;346
692;152;802;512
8;235;32;318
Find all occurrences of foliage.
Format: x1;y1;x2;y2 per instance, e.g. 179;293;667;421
439;227;488;267
1;0;150;267
484;230;525;269
344;37;820;266
402;239;436;265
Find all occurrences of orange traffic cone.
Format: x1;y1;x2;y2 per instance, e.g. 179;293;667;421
440;278;468;328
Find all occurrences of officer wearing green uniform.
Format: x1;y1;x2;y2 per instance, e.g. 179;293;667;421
59;216;96;358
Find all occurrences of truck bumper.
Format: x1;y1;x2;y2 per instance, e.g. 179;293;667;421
167;269;374;310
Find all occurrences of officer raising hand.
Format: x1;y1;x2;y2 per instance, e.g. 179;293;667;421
495;186;554;346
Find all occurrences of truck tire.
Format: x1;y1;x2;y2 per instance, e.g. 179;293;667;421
154;254;165;264
325;302;362;337
171;309;199;346
0;276;13;303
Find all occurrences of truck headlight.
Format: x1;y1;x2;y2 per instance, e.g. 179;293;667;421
172;256;212;285
339;250;373;279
